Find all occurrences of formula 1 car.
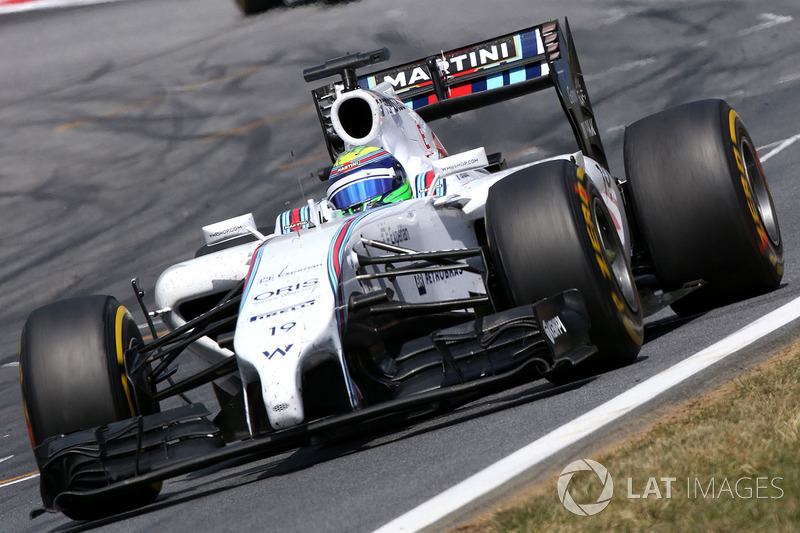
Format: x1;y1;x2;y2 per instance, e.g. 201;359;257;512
19;19;783;519
234;0;278;15
233;0;326;16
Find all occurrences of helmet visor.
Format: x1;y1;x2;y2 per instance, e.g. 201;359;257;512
328;171;399;210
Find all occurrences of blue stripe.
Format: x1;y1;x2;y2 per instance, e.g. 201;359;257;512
525;63;543;80
240;242;267;312
486;73;504;90
519;28;541;57
509;66;526;85
325;205;393;330
324;206;391;406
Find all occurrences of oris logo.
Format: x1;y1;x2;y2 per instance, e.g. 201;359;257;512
254;279;318;301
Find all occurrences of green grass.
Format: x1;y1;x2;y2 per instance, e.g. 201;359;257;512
462;344;800;532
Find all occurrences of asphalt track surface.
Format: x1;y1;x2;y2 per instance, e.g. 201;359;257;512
1;0;799;531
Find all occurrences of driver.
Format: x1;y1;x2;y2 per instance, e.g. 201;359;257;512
326;146;412;214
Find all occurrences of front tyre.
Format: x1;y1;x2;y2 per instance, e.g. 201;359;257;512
19;295;160;516
485;160;643;375
624;99;783;316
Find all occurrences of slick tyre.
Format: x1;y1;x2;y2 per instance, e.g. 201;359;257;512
19;295;160;516
235;0;281;15
485;160;643;377
624;99;783;316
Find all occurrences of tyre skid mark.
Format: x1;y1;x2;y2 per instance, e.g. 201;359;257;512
738;13;793;36
758;134;800;162
195;104;315;143
55;64;271;134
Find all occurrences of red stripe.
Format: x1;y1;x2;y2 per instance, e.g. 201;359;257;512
448;83;473;97
425;170;436;188
240;239;270;303
331;218;355;281
451;67;480;78
330;218;358;330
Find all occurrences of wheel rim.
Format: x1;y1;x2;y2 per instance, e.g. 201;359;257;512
593;197;639;313
741;136;780;246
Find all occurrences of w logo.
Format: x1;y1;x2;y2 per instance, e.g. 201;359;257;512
263;345;293;360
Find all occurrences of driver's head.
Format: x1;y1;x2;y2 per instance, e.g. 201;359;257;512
327;146;411;213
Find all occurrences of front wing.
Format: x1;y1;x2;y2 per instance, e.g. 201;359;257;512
33;290;595;519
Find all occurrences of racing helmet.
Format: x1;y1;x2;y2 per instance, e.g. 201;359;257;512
327;146;411;213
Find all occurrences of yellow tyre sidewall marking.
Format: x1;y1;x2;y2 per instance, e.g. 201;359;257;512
115;306;137;417
19;343;36;447
575;167;643;345
728;109;780;273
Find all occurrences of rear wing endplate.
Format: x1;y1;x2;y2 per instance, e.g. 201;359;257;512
309;18;607;168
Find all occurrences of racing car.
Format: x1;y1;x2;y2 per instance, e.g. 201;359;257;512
234;0;278;15
234;0;328;16
19;18;783;520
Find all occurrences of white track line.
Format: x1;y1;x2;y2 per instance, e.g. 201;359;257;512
0;455;12;464
0;0;125;15
375;295;800;532
0;472;39;488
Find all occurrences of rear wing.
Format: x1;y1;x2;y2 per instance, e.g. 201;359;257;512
309;18;607;168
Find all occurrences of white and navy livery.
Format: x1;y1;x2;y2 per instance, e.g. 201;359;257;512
19;18;783;520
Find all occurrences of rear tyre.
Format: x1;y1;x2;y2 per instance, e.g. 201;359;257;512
19;295;160;516
235;0;281;15
485;160;643;378
624;99;783;316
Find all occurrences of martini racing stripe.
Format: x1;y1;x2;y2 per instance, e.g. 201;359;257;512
278;205;311;234
327;217;361;335
360;27;547;111
326;214;374;406
414;170;446;198
326;205;395;333
240;239;270;312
